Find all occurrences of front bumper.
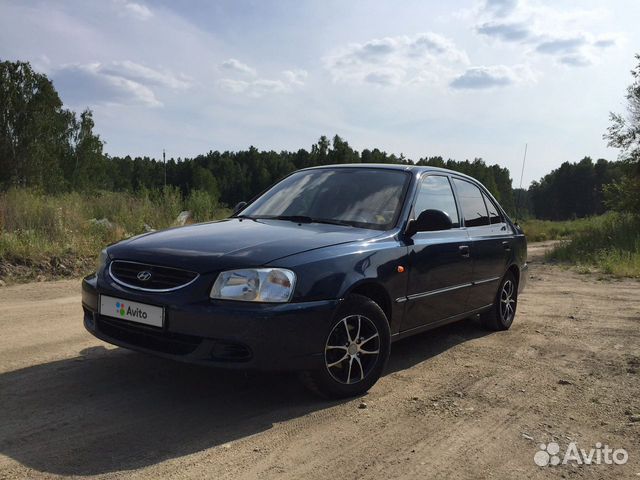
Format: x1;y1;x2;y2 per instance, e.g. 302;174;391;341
82;274;339;371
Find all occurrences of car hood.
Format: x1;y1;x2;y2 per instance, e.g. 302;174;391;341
107;218;383;273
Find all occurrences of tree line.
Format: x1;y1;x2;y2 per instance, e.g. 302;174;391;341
1;58;638;221
528;157;624;220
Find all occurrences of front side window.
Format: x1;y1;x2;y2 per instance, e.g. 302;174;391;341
452;178;490;227
240;168;410;230
483;192;503;224
413;175;460;228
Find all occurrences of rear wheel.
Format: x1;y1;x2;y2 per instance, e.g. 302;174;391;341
480;271;518;331
301;294;390;399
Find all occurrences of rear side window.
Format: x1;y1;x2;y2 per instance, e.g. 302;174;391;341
452;178;490;227
483;192;503;224
414;175;460;228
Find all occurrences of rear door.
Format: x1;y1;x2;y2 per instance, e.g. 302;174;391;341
451;178;512;310
402;175;473;332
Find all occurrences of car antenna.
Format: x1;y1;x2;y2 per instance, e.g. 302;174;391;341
514;143;528;225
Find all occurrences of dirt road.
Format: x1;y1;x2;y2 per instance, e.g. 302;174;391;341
1;243;639;479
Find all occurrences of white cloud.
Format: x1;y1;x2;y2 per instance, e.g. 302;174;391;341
251;79;288;95
219;58;256;76
53;63;161;106
51;61;190;107
102;60;191;89
114;0;153;20
473;0;620;67
535;36;587;55
593;36;618;49
410;33;469;63
282;69;308;86
218;65;307;97
482;0;519;18
594;34;620;49
217;78;288;97
450;64;535;89
324;32;468;87
476;21;532;42
217;78;251;94
364;70;404;86
557;53;593;67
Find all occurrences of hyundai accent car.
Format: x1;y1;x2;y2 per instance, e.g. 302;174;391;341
82;164;527;398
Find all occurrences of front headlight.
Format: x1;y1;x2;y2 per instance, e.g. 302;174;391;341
97;248;109;272
210;268;296;303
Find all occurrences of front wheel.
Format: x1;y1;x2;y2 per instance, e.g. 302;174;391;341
480;271;518;331
301;294;390;399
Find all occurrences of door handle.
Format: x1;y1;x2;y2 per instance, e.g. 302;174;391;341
502;241;511;251
459;245;470;258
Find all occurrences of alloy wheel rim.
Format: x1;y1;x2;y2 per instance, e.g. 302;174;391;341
500;279;516;324
325;315;380;385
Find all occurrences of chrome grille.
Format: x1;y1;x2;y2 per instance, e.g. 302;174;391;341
109;260;199;291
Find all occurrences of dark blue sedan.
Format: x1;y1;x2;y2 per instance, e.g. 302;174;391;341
82;164;527;398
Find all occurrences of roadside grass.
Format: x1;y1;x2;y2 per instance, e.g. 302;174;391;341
0;188;230;283
544;213;640;278
519;217;599;242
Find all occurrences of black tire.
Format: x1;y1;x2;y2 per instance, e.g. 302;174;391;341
301;294;391;399
480;271;518;331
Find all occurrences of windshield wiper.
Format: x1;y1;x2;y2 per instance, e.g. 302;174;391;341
255;215;355;227
255;215;314;223
311;218;355;227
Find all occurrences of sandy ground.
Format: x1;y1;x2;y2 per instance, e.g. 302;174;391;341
0;242;639;479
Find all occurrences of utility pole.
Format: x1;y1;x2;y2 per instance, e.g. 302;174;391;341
163;149;166;188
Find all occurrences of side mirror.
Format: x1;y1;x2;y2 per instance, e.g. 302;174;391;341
406;209;453;237
233;201;247;215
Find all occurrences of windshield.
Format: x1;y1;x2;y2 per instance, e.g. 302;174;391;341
239;168;411;230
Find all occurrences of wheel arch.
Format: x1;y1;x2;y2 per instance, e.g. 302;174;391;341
507;263;520;287
343;281;392;324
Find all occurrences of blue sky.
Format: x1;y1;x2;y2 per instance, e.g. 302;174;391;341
1;0;638;186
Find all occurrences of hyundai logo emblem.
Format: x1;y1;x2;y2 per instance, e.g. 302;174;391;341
137;270;152;282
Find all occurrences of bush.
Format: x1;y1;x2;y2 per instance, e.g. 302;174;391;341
519;217;597;242
0;188;229;282
86;187;183;234
185;189;218;223
547;213;640;277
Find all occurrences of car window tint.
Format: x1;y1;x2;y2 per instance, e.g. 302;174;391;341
452;178;490;227
414;175;460;228
483;192;502;224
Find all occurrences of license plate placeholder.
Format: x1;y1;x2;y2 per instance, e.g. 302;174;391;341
99;295;164;328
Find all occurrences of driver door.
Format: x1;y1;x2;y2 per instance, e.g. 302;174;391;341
401;175;473;332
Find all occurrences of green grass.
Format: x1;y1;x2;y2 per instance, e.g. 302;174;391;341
0;188;230;282
544;213;640;278
519;217;599;242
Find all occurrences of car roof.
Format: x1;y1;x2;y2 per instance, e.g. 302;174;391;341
300;163;480;183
